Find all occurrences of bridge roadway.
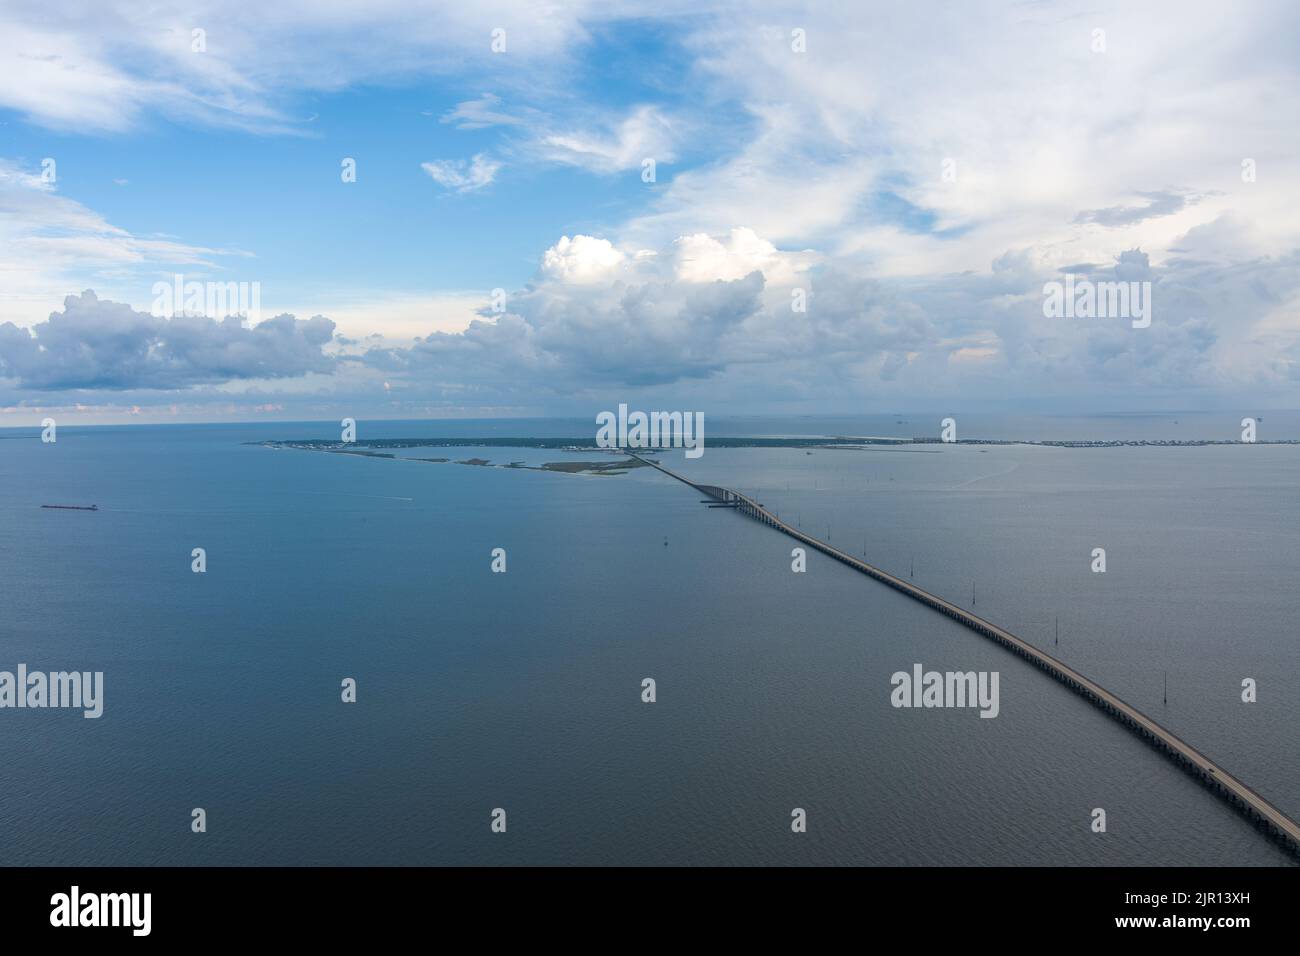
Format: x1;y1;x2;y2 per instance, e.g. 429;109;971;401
634;453;1300;856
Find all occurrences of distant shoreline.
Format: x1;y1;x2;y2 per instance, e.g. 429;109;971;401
254;435;1300;452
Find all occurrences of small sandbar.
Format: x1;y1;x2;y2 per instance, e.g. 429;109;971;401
255;439;648;476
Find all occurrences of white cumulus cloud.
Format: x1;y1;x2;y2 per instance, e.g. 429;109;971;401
540;235;625;284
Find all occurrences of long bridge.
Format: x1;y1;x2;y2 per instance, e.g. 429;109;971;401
635;453;1300;858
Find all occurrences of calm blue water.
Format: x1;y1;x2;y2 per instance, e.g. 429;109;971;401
0;417;1295;865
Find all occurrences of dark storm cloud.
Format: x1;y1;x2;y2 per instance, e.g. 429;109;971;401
1073;190;1194;228
0;291;336;390
363;270;768;389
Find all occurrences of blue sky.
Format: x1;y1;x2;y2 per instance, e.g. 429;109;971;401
1;31;704;300
1;1;1299;423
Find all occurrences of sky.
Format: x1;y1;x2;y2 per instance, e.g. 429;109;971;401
1;0;1298;424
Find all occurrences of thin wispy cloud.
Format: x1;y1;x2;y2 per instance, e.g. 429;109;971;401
439;93;529;130
538;105;677;173
0;159;244;328
0;0;601;134
420;154;502;193
1074;190;1200;228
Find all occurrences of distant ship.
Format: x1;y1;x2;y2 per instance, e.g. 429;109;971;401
41;504;98;511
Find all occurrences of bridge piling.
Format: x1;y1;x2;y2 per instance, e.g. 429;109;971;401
631;453;1300;858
